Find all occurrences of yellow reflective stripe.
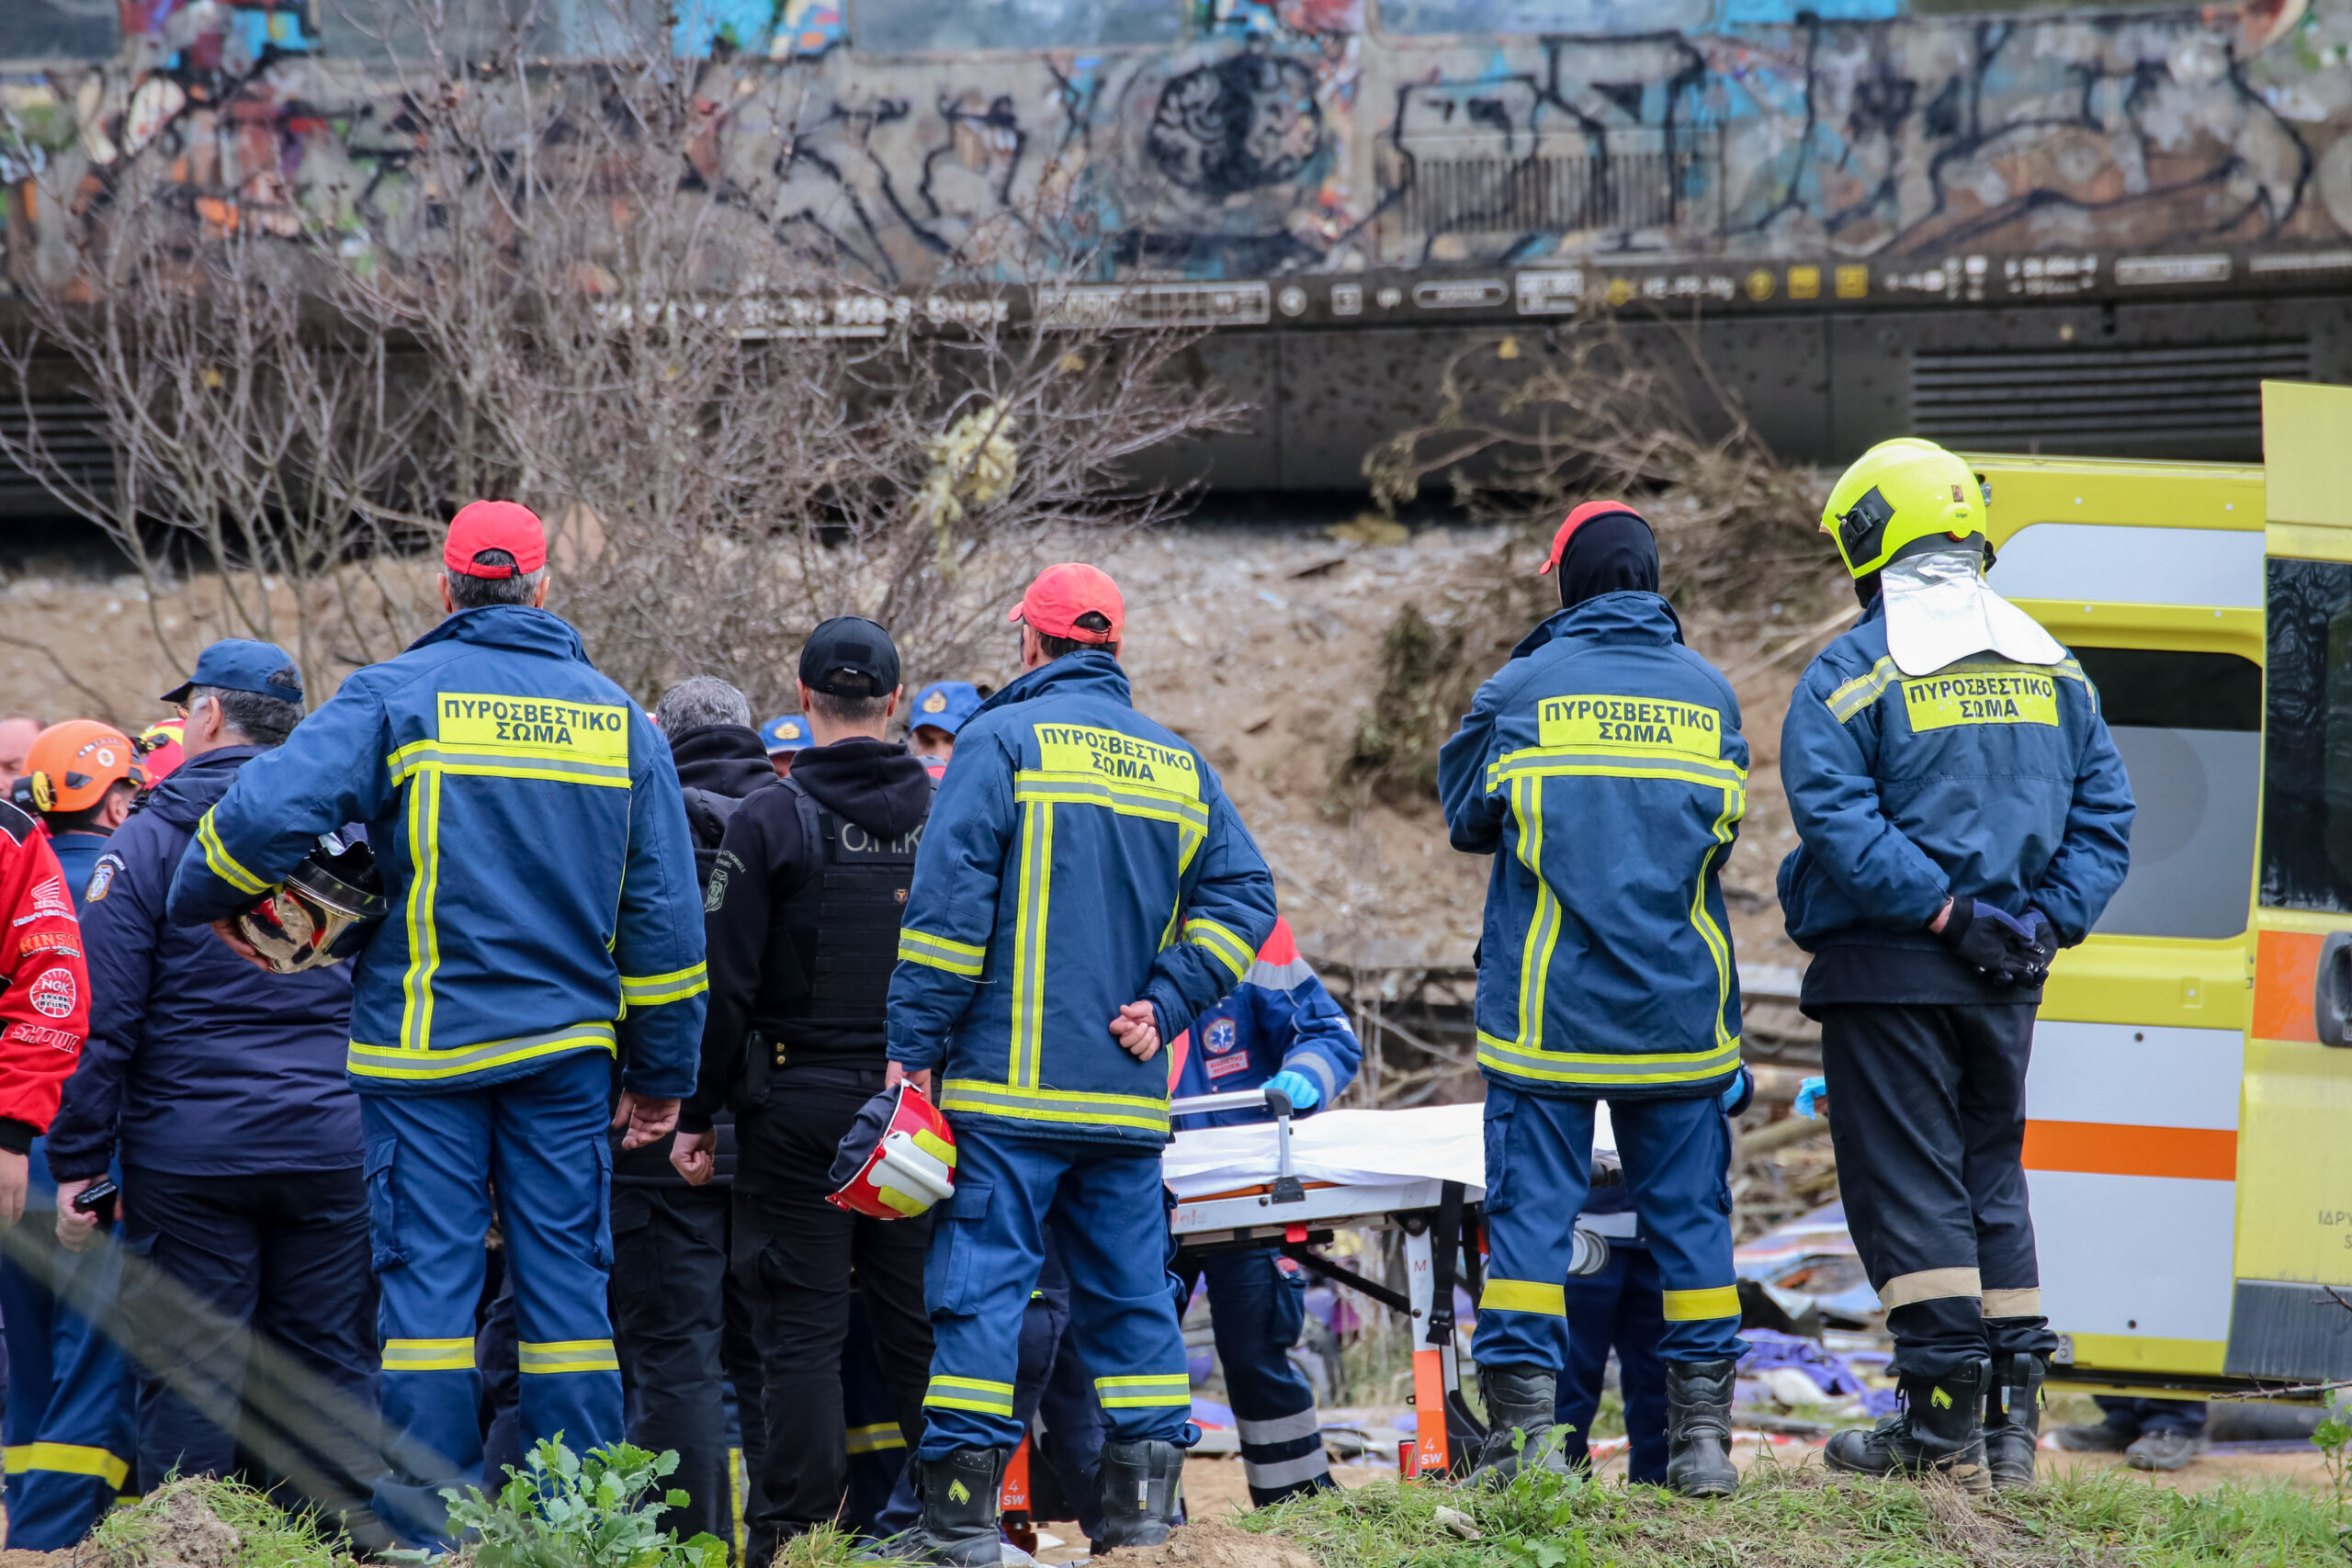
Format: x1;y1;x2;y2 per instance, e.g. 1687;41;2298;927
194;807;269;897
899;929;986;976
519;1338;620;1374
4;1442;130;1488
1510;774;1558;1055
1826;656;1900;722
1014;773;1209;837
925;1375;1015;1415
400;769;443;1053
1661;1286;1742;1322
846;1422;907;1455
1488;753;1747;794
939;1078;1170;1135
388;741;631;789
1012;797;1054;1090
911;1128;958;1168
620;963;708;1006
1094;1373;1193;1408
876;1185;931;1217
1480;1279;1566;1316
1182;917;1253;982
383;1337;476;1372
1476;1031;1743;1087
349;1023;618;1081
1690;784;1740;1055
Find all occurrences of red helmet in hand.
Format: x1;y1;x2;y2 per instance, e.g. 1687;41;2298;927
827;1081;957;1219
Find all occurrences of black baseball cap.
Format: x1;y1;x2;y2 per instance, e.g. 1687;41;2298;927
799;616;901;696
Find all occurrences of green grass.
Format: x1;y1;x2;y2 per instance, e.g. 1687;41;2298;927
94;1476;344;1568
1235;1458;2352;1568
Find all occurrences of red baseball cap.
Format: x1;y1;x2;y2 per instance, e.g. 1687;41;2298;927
1008;562;1125;645
1535;500;1649;575
445;501;548;579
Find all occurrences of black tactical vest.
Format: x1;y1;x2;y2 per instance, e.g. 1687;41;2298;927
769;776;928;1058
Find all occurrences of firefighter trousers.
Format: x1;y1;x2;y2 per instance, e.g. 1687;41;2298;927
0;1197;134;1548
1472;1087;1745;1372
1816;1001;2057;1379
917;1130;1190;1457
362;1052;621;1545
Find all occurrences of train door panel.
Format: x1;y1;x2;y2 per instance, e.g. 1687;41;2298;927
1978;457;2266;1382
2229;380;2352;1382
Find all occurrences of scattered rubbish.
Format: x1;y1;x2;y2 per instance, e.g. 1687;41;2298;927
1432;1506;1481;1540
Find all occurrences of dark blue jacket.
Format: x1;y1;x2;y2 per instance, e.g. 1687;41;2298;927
46;747;361;1181
1438;592;1747;1100
1775;603;2134;955
165;606;706;1097
887;651;1278;1147
1170;918;1359;1129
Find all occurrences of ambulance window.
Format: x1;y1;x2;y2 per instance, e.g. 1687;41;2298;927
2262;558;2352;913
2073;647;2260;940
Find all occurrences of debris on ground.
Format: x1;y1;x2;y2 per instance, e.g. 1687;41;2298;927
1091;1521;1321;1568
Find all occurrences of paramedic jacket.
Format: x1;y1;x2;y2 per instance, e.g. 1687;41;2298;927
1437;592;1747;1100
1775;600;2133;1010
164;605;707;1100
886;649;1278;1149
47;747;358;1181
1169;917;1359;1129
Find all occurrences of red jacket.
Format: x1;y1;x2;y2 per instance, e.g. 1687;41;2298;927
0;799;89;1146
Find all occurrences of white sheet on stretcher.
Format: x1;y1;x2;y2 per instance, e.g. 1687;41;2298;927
1159;1100;1616;1201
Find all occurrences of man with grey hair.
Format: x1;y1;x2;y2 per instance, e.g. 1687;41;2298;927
615;673;776;1543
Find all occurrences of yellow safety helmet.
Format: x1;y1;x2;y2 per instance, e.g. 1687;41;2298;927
1820;437;1986;579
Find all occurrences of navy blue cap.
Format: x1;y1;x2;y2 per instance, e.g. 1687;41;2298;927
761;714;813;755
909;681;982;738
161;638;304;706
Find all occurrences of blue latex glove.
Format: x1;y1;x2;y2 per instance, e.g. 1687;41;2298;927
1718;1066;1754;1117
1794;1076;1828;1120
1265;1068;1320;1113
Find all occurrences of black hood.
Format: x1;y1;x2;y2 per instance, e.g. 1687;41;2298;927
140;746;270;829
667;723;776;801
790;738;933;839
1556;511;1660;611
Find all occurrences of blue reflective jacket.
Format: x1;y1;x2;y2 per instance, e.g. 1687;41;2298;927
1437;592;1746;1100
1170;917;1360;1128
48;748;360;1180
165;606;707;1097
887;651;1278;1147
1775;602;2134;952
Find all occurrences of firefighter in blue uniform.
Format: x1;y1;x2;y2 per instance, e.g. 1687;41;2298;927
1780;439;2132;1490
887;563;1277;1565
0;722;141;1545
1437;502;1748;1497
1168;914;1358;1503
164;502;708;1542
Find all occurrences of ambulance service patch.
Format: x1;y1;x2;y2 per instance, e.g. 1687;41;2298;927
1205;1017;1238;1055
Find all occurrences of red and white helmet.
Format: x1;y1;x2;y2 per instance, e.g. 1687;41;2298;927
826;1081;958;1219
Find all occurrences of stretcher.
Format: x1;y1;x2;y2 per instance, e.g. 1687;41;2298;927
1163;1091;1617;1476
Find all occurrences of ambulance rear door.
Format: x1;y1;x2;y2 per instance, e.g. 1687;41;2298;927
1978;452;2265;1393
2229;379;2352;1384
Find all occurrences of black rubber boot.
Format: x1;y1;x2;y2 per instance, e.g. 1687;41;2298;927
882;1448;1006;1566
1664;1359;1740;1497
1097;1439;1184;1550
1983;1352;2046;1490
1824;1361;1992;1494
1470;1364;1566;1482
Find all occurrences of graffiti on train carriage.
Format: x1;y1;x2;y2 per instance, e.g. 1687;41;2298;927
0;0;2346;288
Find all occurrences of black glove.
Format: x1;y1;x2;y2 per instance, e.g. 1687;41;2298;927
1936;898;2047;987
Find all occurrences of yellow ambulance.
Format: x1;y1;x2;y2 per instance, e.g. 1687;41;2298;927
1974;380;2352;1398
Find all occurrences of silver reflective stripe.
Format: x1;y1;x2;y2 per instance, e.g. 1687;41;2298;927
1236;1407;1324;1446
1241;1450;1331;1489
1289;1055;1338;1102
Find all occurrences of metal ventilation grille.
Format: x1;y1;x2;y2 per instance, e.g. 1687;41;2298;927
1911;341;2311;452
1398;130;1722;238
0;396;113;511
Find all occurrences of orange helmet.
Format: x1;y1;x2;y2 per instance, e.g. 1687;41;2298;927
133;716;185;785
22;721;141;815
827;1082;957;1219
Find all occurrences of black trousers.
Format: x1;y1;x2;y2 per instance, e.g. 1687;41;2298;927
119;1165;383;1532
612;1182;767;1551
1816;1002;2057;1379
735;1073;934;1563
